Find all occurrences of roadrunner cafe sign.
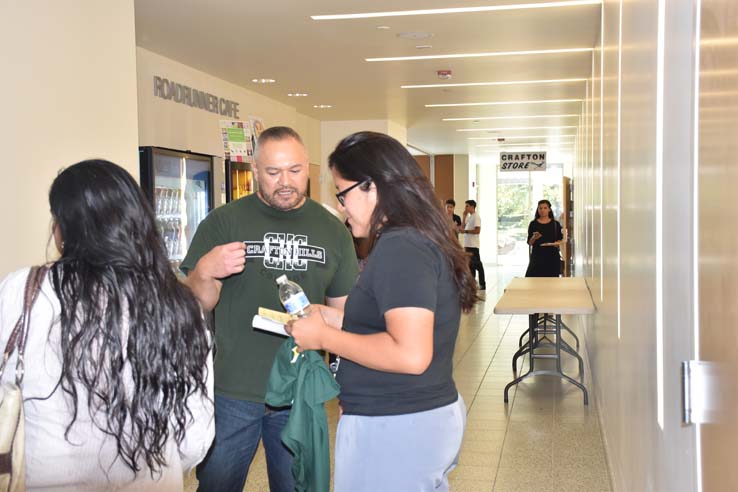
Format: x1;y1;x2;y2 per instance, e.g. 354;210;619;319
499;152;547;172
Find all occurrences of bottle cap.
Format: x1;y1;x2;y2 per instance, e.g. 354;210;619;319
276;275;287;284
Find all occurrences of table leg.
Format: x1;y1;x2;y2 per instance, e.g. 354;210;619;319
556;315;588;404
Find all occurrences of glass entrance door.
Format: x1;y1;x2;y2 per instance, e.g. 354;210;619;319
496;164;564;266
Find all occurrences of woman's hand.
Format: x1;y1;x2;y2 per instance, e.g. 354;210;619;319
285;308;333;351
529;231;542;245
311;304;344;329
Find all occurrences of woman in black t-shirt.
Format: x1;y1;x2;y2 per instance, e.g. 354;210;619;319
287;131;478;492
525;199;563;278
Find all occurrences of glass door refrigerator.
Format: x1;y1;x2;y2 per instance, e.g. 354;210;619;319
139;147;214;269
225;159;255;202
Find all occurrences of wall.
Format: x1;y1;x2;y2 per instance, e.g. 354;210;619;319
413;155;431;179
475;161;497;266
696;0;738;489
320;120;406;208
0;1;139;277
137;48;321;159
433;155;454;204
453;155;470;207
574;1;697;490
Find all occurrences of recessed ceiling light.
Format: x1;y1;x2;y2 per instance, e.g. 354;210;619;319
457;126;578;132
376;25;391;30
416;45;433;50
252;78;276;84
401;77;587;89
427;99;583;108
313;104;333;109
366;47;592;62
443;114;579;121
311;1;602;20
288;93;309;97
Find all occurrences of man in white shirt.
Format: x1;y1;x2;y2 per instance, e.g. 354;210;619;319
461;199;486;293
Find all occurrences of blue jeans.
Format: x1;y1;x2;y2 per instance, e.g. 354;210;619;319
196;395;295;492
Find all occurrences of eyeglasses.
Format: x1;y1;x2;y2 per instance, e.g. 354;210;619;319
335;179;371;206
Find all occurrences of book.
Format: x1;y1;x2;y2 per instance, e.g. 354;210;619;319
252;307;291;337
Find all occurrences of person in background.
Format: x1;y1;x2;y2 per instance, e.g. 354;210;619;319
287;131;475;492
525;199;563;278
182;126;358;492
524;199;564;334
0;160;214;491
461;199;486;294
445;199;461;236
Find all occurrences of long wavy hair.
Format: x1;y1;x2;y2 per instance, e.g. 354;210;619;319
48;160;210;476
329;132;478;311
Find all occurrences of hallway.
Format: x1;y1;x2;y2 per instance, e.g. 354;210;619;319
185;265;611;491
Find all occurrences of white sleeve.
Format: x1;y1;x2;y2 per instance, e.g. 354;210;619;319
0;268;31;383
178;343;215;470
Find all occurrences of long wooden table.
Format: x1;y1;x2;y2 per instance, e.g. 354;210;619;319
494;277;595;404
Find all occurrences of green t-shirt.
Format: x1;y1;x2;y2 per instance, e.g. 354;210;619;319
181;194;359;402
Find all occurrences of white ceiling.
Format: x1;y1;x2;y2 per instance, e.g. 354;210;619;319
134;0;601;155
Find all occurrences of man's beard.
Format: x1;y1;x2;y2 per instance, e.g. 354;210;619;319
259;186;306;211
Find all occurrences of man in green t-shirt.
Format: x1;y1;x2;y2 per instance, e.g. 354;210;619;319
181;126;359;492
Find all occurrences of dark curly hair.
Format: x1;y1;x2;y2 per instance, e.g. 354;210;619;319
329;132;478;311
47;159;211;476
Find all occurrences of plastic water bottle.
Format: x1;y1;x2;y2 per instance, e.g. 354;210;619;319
276;275;311;318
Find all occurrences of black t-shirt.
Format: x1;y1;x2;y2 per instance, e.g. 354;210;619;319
336;227;460;416
527;219;563;251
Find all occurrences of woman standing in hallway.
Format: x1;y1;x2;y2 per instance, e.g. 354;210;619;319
287;131;477;492
525;199;563;278
0;160;214;491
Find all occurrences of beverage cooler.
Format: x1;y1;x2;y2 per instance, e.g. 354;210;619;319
225;159;255;202
139;147;214;268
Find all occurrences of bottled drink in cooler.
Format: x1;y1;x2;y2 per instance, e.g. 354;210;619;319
276;275;311;318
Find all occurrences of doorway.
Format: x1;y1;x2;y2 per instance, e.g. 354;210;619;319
496;163;564;266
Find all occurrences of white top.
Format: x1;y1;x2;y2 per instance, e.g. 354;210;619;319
463;212;481;249
0;267;214;492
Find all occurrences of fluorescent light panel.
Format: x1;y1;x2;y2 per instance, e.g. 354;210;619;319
402;77;587;89
427;98;582;108
457;126;577;132
477;142;557;147
311;1;602;20
443;114;579;121
468;135;577;140
481;146;573;152
367;47;592;62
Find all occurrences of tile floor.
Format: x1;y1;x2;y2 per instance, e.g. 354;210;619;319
185;265;612;491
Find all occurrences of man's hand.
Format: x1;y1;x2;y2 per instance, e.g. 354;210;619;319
195;242;247;279
185;242;246;311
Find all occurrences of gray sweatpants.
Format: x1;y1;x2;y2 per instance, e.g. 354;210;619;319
334;395;467;492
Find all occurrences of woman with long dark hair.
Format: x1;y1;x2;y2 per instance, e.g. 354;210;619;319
0;160;214;490
287;132;476;491
525;199;563;278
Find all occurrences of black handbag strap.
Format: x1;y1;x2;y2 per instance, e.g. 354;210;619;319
0;265;49;385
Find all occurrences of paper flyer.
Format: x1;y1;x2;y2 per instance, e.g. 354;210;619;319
219;120;254;163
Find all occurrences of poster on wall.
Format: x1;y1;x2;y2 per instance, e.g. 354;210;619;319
249;116;265;152
499;151;547;172
220;120;254;163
